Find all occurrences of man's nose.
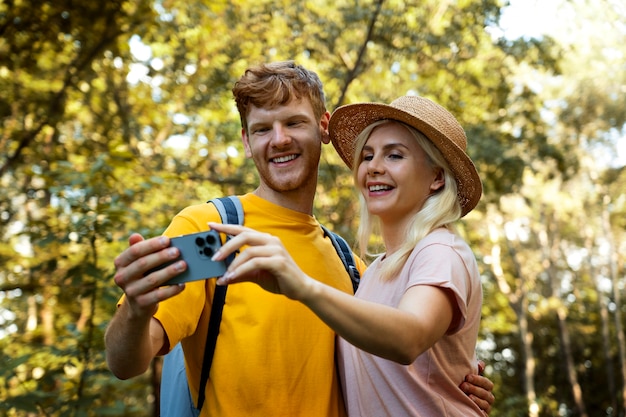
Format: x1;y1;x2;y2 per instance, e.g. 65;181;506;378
271;124;292;147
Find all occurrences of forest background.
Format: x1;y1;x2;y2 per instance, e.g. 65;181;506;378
1;0;625;416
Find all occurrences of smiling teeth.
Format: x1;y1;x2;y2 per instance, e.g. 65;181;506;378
369;184;391;191
273;154;297;163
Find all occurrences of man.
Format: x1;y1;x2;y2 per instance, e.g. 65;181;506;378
104;61;494;416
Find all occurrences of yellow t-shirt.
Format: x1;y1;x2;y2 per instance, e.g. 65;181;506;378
154;193;366;417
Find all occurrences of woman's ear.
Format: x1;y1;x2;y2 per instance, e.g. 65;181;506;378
430;168;445;192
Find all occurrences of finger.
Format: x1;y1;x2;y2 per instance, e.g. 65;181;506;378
128;233;145;246
222;242;284;273
477;359;486;375
207;223;252;260
212;228;280;261
132;281;186;310
212;233;248;261
114;245;181;290
470;374;494;391
460;379;494;404
460;381;491;412
469;394;491;415
129;259;188;294
208;222;247;236
218;242;287;280
114;236;171;269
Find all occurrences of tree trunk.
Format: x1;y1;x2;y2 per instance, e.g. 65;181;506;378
519;292;538;417
585;225;617;413
26;293;37;332
76;297;92;332
602;194;626;415
505;238;539;417
539;209;587;417
555;304;587;417
488;215;539;417
40;285;56;346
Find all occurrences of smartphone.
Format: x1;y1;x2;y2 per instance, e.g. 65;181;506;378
150;229;227;286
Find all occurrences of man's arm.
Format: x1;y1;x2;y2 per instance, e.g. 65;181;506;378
104;233;186;379
105;303;167;378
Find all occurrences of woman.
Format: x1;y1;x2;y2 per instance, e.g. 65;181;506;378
211;95;485;416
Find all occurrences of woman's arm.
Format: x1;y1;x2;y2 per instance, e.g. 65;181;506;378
305;280;454;364
210;222;495;412
210;222;454;364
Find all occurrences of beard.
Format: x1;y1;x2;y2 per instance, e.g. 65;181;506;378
252;145;322;194
256;161;318;193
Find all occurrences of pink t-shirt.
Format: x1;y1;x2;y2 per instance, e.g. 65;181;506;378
337;227;483;416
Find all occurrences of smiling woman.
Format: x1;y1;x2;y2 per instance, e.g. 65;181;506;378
207;94;488;416
4;0;624;415
354;122;442;229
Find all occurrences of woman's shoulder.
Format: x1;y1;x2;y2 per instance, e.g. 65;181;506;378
420;227;456;245
413;227;473;259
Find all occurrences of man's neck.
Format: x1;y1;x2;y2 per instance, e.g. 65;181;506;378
252;186;316;215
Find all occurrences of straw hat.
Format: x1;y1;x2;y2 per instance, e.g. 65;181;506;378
329;95;482;216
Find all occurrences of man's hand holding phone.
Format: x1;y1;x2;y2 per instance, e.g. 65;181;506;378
113;229;226;315
149;229;227;286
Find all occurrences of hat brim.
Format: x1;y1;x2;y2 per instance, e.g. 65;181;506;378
329;98;482;216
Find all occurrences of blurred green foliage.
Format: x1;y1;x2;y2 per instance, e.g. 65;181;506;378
1;0;625;416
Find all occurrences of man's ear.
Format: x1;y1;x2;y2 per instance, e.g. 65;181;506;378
320;111;331;144
241;128;252;157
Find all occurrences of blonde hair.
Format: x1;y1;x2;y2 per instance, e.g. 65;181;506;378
352;120;462;280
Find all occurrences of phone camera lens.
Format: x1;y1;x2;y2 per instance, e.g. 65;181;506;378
203;247;214;257
205;234;216;245
195;237;206;247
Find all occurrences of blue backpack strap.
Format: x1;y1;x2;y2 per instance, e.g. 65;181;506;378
196;196;243;412
320;225;360;293
160;343;199;417
162;199;357;415
161;197;243;416
210;196;244;227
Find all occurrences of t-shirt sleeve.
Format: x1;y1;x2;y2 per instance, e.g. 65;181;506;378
406;243;473;334
153;203;223;350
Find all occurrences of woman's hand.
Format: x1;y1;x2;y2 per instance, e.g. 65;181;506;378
208;222;315;301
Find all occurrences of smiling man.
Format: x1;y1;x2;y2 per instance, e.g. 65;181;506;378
104;61;495;417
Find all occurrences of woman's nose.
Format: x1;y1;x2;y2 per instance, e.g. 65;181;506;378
367;155;384;175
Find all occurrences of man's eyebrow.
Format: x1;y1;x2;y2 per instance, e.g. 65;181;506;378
248;121;267;130
249;113;312;130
